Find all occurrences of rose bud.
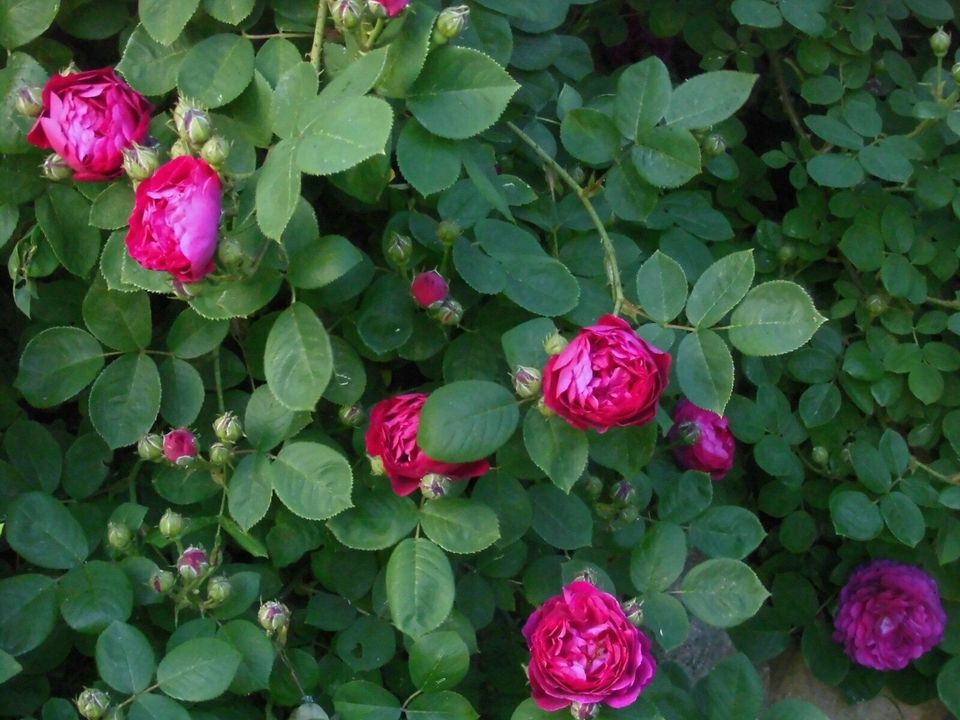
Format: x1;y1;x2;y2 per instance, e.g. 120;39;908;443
76;688;110;720
27;68;152;181
543;332;569;356
572;567;599;586
386;232;413;267
107;522;132;550
618;505;640;525
15;86;43;117
169;138;191;159
542;316;671;432
702;133;726;157
200;135;230;167
368;453;386;476
258;599;291;637
434;5;470;42
213;411;244;444
366;393;490;496
367;0;388;18
581;475;603;500
206;575;232;605
149;569;175;594
163;428;199;465
338;404;366;427
436;220;461;246
126;156;222;283
159;508;185;539
431;297;463;326
368;0;410;17
290;701;330;720
536;396;554;418
411;270;449;308
513;366;542;399
42;153;72;181
930;27;951;58
137;433;165;462
834;560;946;670
177;546;209;581
620;598;644;627
173;99;211;144
610;479;636;506
570;703;599;720
419;473;452;499
524;582;657;712
668;400;735;481
208;442;233;466
333;0;361;28
122;142;161;181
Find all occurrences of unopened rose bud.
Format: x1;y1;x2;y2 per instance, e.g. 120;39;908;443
702;133;726;157
582;475;603;499
170;139;191;159
367;0;388;18
931;27;951;58
436;220;461;246
593;502;618;521
42;153;72;181
216;235;245;271
420;473;451;499
513;366;542;399
171;278;198;300
369;454;386;476
953;62;960;83
675;421;700;447
159;508;184;539
334;0;361;28
213;411;244;444
177;546;209;581
258;599;291;638
173;99;210;141
150;569;175;594
77;688;110;720
569;702;599;720
386;232;413;267
107;522;132;550
812;446;829;466
865;293;888;316
572;567;599;586
411;270;449;308
206;575;232;605
290;701;330;720
777;242;797;264
163;428;198;465
618;505;640;524
122;142;161;181
338;404;365;427
15;86;42;117
138;433;165;462
434;5;469;42
611;479;636;506
621;597;644;627
544;332;569;356
208;442;233;466
200;136;230;167
430;297;463;326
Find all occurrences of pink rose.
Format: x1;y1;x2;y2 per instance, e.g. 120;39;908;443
411;270;449;307
542;315;672;432
833;560;946;671
668;399;735;480
126;157;222;282
27;68;152;181
365;393;490;496
523;581;657;712
163;428;198;464
371;0;410;17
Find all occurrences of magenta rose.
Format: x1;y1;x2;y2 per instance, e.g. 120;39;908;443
163;428;198;464
523;581;657;712
365;393;490;496
542;315;672;432
833;559;946;671
411;270;449;308
668;399;735;480
371;0;410;16
27;68;152;181
126;156;222;282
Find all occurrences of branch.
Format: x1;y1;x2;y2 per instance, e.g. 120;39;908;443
769;50;808;142
309;0;327;72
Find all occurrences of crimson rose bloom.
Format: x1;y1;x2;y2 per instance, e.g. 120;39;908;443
833;560;946;671
27;68;152;181
668;399;735;480
365;393;490;496
523;581;657;711
126;156;222;282
163;428;198;464
411;270;449;307
542;315;671;432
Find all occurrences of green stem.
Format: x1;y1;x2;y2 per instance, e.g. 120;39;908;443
769;50;808;142
507;121;624;315
910;456;960;485
309;0;328;72
213;349;225;415
127;460;144;504
926;295;960;310
363;18;385;50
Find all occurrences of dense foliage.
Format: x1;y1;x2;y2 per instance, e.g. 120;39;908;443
0;0;958;719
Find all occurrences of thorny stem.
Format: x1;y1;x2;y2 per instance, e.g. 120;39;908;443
278;646;308;699
309;0;328;71
364;18;386;50
242;31;313;40
769;50;809;143
507;121;625;316
910;456;960;485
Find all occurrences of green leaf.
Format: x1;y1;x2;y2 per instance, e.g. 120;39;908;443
217;619;275;694
659;470;714;523
335;680;402;720
96;621;155;694
727;281;826;357
666;71;758;130
798;383;840;428
156;638;242;702
166;309;229;359
523;411;588;493
256;140;301;240
676;330;734;415
510;699;556;720
328;489;419;551
6;492;88;570
560;108;621;166
407;46;519;140
858;145;913;183
60;561;133;633
89;354;162;449
761;700;830;720
16;327;104;408
680;558;769;628
0;0;60;49
643;593;690;652
880;492;925;547
528;483;593;550
420;498;500;554
227;453;274;532
635;250;688;323
689;507;766;559
90;183;135;230
139;0;197;45
129;695;191;720
202;0;254;23
158;357;204;428
4;419;61;493
117;25;191;96
807;155;864;188
0;52;46;154
397;119;462;196
630;522;686;593
699;653;763;720
632;127;701;188
731;0;783;27
686;250;755;328
418;380;519;463
0;574;58;655
939;657;960;718
605;161;658;222
588;423;658;477
273;442;353;521
323;336;367;406
406;692;479;720
271;62;318;139
177;34;254;108
829;491;882;540
82;277;151;352
614;56;671;139
0;649;21;684
409;632;470;693
264;302;333;411
36;185;101;277
297;95;394;175
287;234;363;289
386;539;454;638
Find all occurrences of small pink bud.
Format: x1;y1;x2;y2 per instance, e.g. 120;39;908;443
611;479;636;505
150;569;175;594
419;473;451;499
621;597;644;627
338;404;366;427
258;599;291;640
411;270;449;308
163;428;198;465
177;546;209;581
42;153;72;181
570;702;599;720
15;86;42;117
430;297;463;326
512;366;542;399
